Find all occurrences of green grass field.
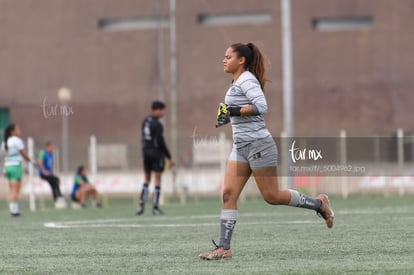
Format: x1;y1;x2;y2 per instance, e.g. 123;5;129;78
1;195;414;274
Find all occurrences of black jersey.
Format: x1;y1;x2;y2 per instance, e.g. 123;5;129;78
141;116;171;159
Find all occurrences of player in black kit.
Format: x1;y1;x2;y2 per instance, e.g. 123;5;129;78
137;101;175;215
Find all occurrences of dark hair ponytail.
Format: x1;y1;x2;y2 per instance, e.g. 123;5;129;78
230;42;268;90
77;165;85;175
3;124;16;152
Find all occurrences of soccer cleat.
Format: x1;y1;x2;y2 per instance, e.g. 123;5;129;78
10;212;21;217
136;204;145;215
199;240;232;260
316;194;335;228
94;203;103;209
152;207;164;215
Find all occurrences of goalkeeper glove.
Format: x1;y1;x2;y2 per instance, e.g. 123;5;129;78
215;103;241;128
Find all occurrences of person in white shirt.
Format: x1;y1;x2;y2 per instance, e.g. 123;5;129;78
1;124;35;217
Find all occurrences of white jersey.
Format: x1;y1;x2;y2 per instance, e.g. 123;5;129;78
224;71;271;148
1;136;24;167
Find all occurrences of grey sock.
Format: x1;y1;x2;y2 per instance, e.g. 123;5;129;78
219;209;238;250
153;186;161;208
140;183;149;204
288;189;322;211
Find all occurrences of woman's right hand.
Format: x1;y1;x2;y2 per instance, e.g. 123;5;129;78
216;103;231;128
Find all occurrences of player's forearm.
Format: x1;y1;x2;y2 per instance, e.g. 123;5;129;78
162;145;171;160
19;150;31;162
39;162;49;174
158;137;171;159
227;105;257;117
240;105;257;116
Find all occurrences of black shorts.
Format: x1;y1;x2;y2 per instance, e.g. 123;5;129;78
143;149;165;173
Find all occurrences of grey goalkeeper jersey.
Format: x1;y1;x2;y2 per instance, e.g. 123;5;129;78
224;71;271;148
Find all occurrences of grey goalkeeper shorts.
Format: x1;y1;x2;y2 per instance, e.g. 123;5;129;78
229;136;278;170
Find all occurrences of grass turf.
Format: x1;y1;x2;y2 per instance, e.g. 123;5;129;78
1;195;414;274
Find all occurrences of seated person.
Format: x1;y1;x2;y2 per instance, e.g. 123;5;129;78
71;165;102;208
38;141;67;209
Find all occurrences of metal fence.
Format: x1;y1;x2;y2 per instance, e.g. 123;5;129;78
1;128;413;210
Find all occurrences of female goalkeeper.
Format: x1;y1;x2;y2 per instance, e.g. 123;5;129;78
199;42;334;260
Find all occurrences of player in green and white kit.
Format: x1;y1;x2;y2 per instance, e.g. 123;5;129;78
1;124;35;217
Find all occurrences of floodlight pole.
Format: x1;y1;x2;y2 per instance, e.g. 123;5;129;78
58;87;72;176
281;0;294;188
62;108;69;174
156;0;165;101
169;0;178;193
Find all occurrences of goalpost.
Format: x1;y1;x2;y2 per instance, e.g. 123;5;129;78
27;136;36;211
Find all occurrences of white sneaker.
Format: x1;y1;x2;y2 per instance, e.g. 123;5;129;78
9;202;20;216
55;197;68;209
71;202;83;210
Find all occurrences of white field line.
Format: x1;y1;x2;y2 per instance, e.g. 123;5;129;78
42;213;280;226
43;207;414;226
44;220;318;229
43;207;413;229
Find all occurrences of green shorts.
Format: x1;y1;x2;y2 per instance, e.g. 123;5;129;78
5;165;23;182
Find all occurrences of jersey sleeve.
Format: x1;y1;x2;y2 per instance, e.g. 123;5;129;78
158;136;171;159
154;123;171;159
38;150;45;161
239;78;268;115
14;138;25;151
75;175;82;185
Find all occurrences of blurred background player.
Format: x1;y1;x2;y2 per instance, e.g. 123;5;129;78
136;100;175;216
199;43;334;260
38;141;67;209
70;165;102;208
1;124;36;217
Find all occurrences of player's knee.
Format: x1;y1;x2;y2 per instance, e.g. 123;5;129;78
262;192;283;205
222;192;230;204
222;188;237;204
262;194;274;204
